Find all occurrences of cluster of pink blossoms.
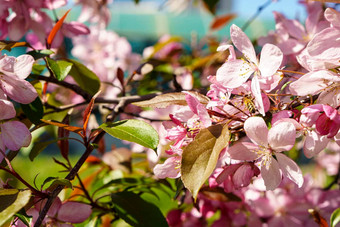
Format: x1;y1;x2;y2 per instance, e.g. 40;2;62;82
0;53;37;159
153;2;340;226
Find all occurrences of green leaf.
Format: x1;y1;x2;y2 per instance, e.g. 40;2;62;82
67;59;100;95
27;49;54;60
29;139;59;161
46;58;73;81
181;124;229;200
48;179;73;190
100;119;159;150
111;191;168;227
331;208;340;227
21;97;44;125
31;64;46;75
0;189;31;226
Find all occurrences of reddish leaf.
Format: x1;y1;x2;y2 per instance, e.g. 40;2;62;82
309;209;329;227
41;119;83;136
58;114;70;160
47;9;71;47
83;91;101;136
117;67;125;95
210;14;236;31
97;137;105;155
86;155;102;164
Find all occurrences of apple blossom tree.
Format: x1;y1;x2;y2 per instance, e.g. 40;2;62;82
0;0;340;226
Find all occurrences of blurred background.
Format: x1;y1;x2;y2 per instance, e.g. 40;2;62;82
65;0;309;52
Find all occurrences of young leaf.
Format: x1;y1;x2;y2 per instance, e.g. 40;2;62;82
181;124;229;200
21;97;44;125
40;119;83;135
27;49;54;60
46;57;73;81
210;13;236;30
111;191;168;227
331;208;340;227
47;9;71;47
132;91;210;109
58;114;70;160
100;119;159;150
83;90;101;136
67;59;100;95
0;189;31;226
309;209;329;227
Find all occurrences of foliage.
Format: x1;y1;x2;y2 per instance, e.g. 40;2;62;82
0;0;339;227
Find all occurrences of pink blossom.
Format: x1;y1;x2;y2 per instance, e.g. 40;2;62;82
0;54;37;104
184;92;211;128
301;104;340;138
216;24;283;115
214;162;260;192
227;117;303;190
153;156;181;179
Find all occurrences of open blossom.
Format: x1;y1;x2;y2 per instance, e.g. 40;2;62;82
0;54;37;104
216;24;283;115
227;117;303;190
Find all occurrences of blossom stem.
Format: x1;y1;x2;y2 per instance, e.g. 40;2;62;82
278;70;305;75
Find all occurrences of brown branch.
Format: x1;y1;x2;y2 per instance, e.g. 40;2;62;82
34;132;104;226
31;74;92;101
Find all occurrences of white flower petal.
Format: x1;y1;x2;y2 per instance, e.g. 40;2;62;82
261;156;282;190
259;44;283;78
230;24;257;64
244;117;268;146
268;122;296;152
276;153;303;188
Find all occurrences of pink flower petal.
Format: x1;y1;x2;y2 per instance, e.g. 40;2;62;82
259;44;283;78
184;92;211;127
276;153;303;188
251;76;265;116
307;28;340;61
227;142;259;161
230;24;257;64
324;8;340;28
57;202;92;223
0;75;38;104
216;163;241;184
153;156;181;179
289;70;339;96
268;122;296;152
303;130;329;158
216;60;254;88
1;121;31;150
244;117;268;146
232;163;259;188
0;99;16;120
13;55;35;79
261;156;282;190
34;197;62;218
